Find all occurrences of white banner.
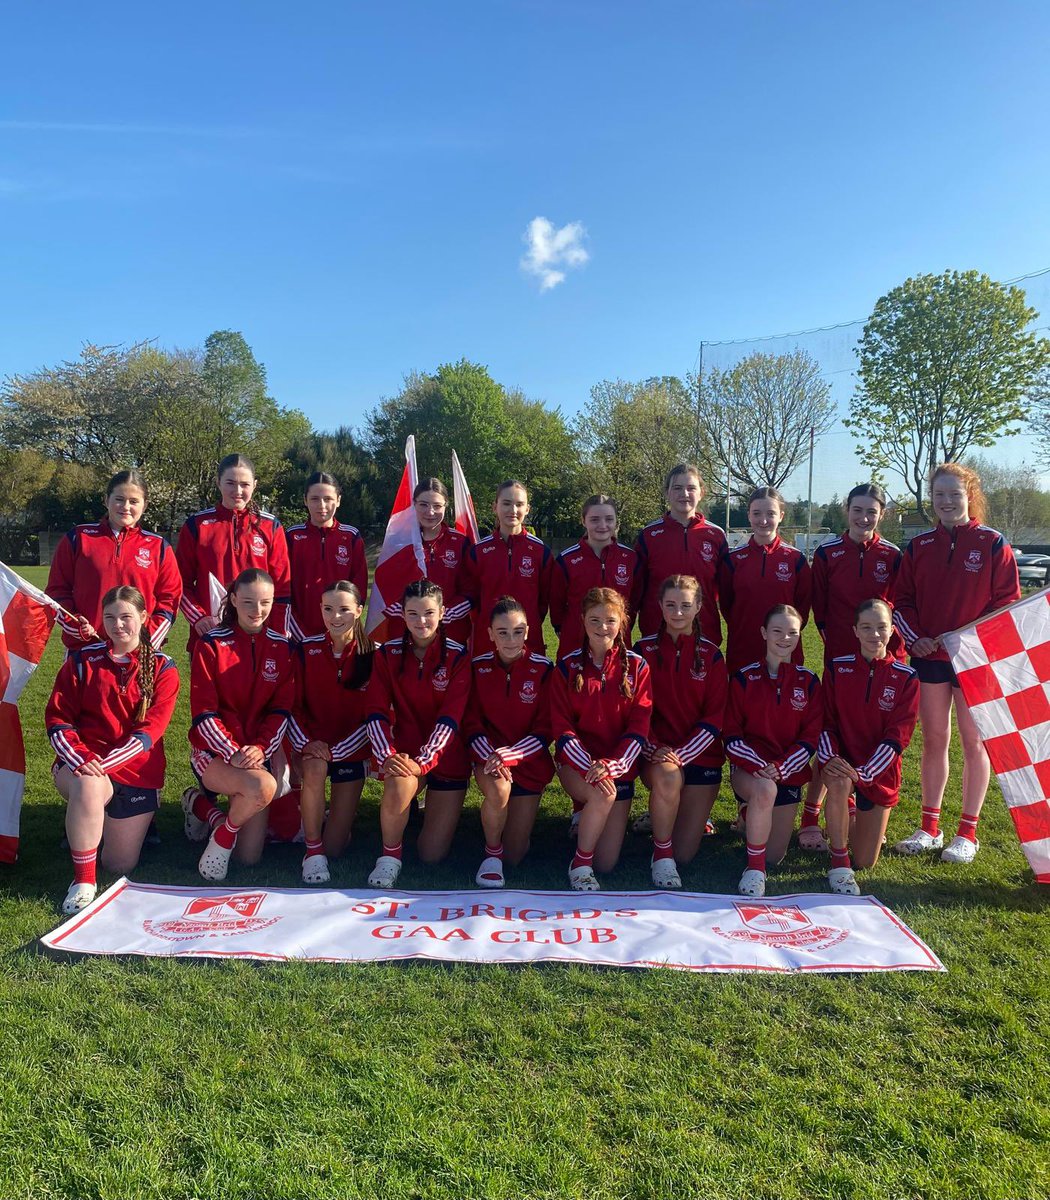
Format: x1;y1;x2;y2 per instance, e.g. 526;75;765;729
42;881;944;973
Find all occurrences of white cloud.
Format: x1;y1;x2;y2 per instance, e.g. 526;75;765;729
520;216;589;291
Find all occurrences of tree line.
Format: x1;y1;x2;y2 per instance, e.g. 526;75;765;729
1;269;1048;561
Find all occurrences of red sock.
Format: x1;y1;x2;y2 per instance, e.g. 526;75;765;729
304;837;324;859
746;841;766;874
847;795;857;816
957;813;979;843
800;800;822;830
192;791;223;828
571;846;594;871
213;817;240;851
830;845;851;869
71;847;97;886
484;843;504;859
652;836;674;862
921;805;941;838
382;842;403;861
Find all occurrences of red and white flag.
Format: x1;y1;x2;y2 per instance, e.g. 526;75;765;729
942;588;1050;883
365;436;426;640
0;560;58;863
451;451;480;544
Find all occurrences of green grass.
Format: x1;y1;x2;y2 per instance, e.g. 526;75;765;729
2;565;1049;1199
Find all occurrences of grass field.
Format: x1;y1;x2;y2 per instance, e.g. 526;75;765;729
2;565;1049;1200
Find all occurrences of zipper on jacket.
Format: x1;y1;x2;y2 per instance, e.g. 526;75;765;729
865;661;875;702
858;544;865;578
948;529;957;563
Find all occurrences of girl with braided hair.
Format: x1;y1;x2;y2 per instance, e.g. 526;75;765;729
175;453;291;648
551;587;653;891
46;586;180;914
364;578;472;887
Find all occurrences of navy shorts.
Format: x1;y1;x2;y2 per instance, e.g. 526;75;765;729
426;775;470;792
509;781;545;798
614;780;636;803
108;784;160;820
328;760;366;783
912;657;958;687
855;789;874;812
683;764;721;787
734;785;801;809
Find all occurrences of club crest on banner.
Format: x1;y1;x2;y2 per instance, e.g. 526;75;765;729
712;903;848;950
143;893;280;941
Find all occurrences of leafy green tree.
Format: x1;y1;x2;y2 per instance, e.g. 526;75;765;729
965;454;1050;544
847;270;1050;518
692;349;834;498
275;427;382;533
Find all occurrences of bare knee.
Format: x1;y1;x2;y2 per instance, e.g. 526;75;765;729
301;758;328;785
99;848;141;875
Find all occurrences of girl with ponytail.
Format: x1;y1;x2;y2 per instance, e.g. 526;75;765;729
550;587;653;891
175;453;291;648
45;586;180;914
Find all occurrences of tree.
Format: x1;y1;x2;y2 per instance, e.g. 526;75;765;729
691;349;834;498
574;377;705;536
965;454;1050;545
274;426;382;533
847;270;1050;519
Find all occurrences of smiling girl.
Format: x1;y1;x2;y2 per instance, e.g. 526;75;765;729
47;469;182;651
46;586;180;913
176;453;291;647
892;463;1019;863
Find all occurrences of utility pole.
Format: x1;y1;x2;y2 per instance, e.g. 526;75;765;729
694;342;704;464
805;424;815;557
724;431;732;536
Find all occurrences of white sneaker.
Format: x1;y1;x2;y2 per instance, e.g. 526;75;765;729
651;857;682;888
180;787;210;843
568;864;600;892
302;853;331;884
940;835;979;864
828;866;860;895
368;855;402;888
198;834;233;882
475;856;505;888
632;812;653;835
737;868;766;897
61;881;97;915
892;828;944;856
798;825;828;852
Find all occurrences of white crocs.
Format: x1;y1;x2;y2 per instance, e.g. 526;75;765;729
568;864;600;892
798;825;828;852
367;855;402;888
651;857;682;889
198;834;233;882
828;866;860;895
475;856;505;889
302;853;331;884
737;868;766;897
61;881;97;915
180;786;210;843
892;828;944;855
940;835;979;864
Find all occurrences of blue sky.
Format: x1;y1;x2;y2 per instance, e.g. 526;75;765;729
3;1;1049;502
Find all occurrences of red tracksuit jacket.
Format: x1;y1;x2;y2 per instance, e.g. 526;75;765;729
549;539;641;660
812;533;903;662
463;530;552;654
893;520;1021;665
383;525;474;647
550;646;653;779
718;536;812;672
287;521;368;641
634;513;727;644
189;624;294;761
818;653;919;807
365;635;471;778
724;661;822;786
176;505;292;643
287;634;373;762
46;643;180;787
463;650;555;792
47;521;182;650
633;629;728;768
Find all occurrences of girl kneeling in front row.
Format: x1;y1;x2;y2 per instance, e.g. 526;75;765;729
185;568;295;881
635;574;728;888
552;587;653;892
464;596;555;888
288;581;374;883
46;585;180;913
819;598;919;895
724;604;822;898
365;579;471;888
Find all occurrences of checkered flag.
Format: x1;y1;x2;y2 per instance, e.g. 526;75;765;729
942;589;1050;883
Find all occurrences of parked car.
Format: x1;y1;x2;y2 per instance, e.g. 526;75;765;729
1016;554;1050;587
